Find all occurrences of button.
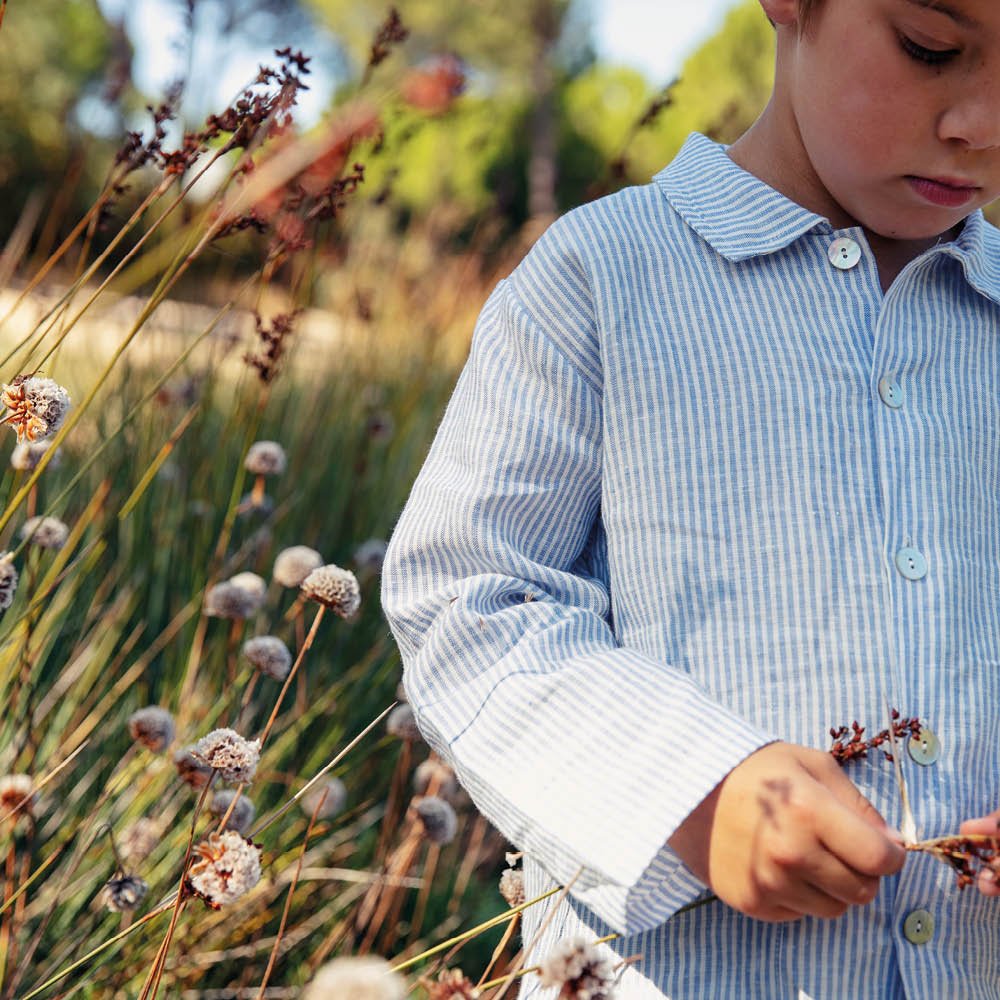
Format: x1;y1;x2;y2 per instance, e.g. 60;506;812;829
895;547;928;580
903;908;935;945
908;727;941;766
829;237;862;270
878;377;904;409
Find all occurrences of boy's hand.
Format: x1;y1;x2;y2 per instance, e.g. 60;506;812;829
959;811;1000;897
668;742;906;922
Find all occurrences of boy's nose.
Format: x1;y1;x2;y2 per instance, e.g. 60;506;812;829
938;92;1000;151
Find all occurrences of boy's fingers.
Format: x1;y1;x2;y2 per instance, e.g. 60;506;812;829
960;814;1000;837
977;869;1000;897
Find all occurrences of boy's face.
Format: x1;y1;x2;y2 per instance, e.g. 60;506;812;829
771;0;1000;240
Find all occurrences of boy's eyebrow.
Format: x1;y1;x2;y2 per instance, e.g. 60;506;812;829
905;0;978;28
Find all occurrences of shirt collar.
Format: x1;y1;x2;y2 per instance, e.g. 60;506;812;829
944;209;1000;307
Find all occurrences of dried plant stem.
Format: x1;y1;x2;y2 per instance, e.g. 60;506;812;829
475;913;520;990
374;739;411;868
357;827;422;954
0;741;87;827
0;1;7;32
449;812;489;914
0;835;18;991
11;550;40;769
403;841;439;949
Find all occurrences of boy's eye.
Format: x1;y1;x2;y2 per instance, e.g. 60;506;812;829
898;33;960;64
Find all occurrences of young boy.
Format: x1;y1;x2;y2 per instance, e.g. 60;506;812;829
381;0;1000;995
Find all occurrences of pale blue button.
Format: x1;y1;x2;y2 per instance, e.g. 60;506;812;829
878;377;904;409
895;547;927;580
829;237;862;270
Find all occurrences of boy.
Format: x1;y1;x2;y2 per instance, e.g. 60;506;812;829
381;0;1000;995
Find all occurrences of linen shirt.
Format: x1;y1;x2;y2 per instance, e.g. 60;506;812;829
380;132;1000;999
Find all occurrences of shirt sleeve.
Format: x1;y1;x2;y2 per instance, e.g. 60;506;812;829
380;220;777;936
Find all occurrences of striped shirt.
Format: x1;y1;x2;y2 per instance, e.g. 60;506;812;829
380;132;1000;999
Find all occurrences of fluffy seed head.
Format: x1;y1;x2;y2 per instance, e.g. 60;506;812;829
413;796;457;845
0;553;17;611
428;969;480;1000
192;728;261;784
204;579;263;620
210;790;256;835
11;439;60;472
353;537;387;579
499;867;525;908
173;746;215;789
103;874;148;912
299;777;347;820
538;937;618;999
0;774;36;818
186;830;261;908
300;563;361;618
20;515;69;550
273;545;323;587
387;704;421;742
242;635;292;680
244;440;286;476
128;706;175;753
119;818;160;865
229;571;266;600
413;759;458;800
1;376;70;443
302;955;407;1000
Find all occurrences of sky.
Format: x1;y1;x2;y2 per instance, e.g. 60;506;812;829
95;0;743;126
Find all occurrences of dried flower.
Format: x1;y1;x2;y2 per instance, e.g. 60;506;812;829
829;709;922;765
300;563;361;618
10;439;60;471
401;55;466;115
499;867;525;908
387;703;421;742
369;8;409;68
303;955;406;1000
204;577;264;620
414;759;458;800
353;537;387;580
186;830;262;908
102;873;148;912
210;790;256;835
413;796;457;845
0;553;17;610
119;818;159;865
0;774;36;818
0;376;70;443
273;545;323;587
299;777;347;820
128;706;175;753
20;515;69;550
242;635;292;681
538;936;618;999
908;833;1000;890
244;440;287;476
193;728;261;784
173;746;215;789
428;969;480;1000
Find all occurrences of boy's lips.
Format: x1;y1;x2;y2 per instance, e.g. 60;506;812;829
906;175;980;208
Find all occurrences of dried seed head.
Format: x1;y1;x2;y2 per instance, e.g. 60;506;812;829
353;537;387;578
413;796;457;845
128;706;175;753
119;818;160;865
300;563;361;618
413;759;459;800
192;728;261;784
173;746;215;789
10;439;60;472
0;376;71;443
242;635;292;681
499;867;525;908
186;830;262;908
204;579;262;620
303;955;407;1000
237;490;274;517
244;440;287;476
299;777;347;820
210;790;256;835
538;937;618;999
229;571;267;601
273;544;323;587
102;873;148;912
0;553;17;611
20;515;69;550
428;969;480;1000
387;704;421;742
0;774;36;818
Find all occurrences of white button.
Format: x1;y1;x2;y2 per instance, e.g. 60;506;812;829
878;377;904;409
829;237;862;270
903;908;934;945
908;727;941;766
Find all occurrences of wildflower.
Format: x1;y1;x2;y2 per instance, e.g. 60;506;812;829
119;818;159;865
300;563;361;618
401;54;466;115
210;790;256;835
127;706;175;753
173;746;214;789
192;728;261;784
273;544;322;587
413;796;457;845
244;440;286;476
353;537;387;581
303;955;406;1000
0;376;70;443
0;774;35;818
204;579;263;620
299;777;347;820
242;635;292;681
10;439;60;471
387;703;421;742
414;759;458;800
428;969;480;1000
499;867;525;908
102;873;148;912
538;937;618;1000
20;515;69;550
186;830;261;908
0;553;17;610
229;571;266;602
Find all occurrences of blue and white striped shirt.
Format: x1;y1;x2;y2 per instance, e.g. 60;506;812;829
381;132;1000;999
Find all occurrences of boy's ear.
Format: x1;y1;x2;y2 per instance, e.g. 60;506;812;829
759;0;799;27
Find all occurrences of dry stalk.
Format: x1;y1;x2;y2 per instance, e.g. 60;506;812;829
449;813;489;915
